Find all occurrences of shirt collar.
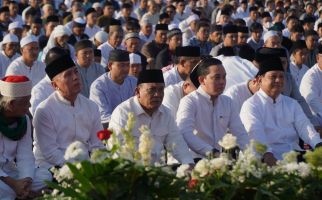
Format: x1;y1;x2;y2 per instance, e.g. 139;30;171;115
55;91;79;106
196;87;217;104
258;88;282;104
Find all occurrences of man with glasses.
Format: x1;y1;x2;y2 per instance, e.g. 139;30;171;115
109;69;194;165
90;50;137;129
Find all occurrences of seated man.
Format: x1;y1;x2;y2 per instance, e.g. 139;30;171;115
109;70;194;165
33;52;104;172
176;57;249;159
300;44;322;119
241;56;322;166
0;76;47;199
90;49;137;128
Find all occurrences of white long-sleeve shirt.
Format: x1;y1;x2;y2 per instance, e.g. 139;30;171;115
89;73;137;123
224;81;252;112
30;76;54;116
109;96;194;164
0;51;19;78
98;41;119;67
240;89;322;160
289;61;309;87
33;92;104;169
162;81;184;118
215;55;258;91
0;116;35;179
300;63;322;117
163;66;183;87
176;87;249;157
6;56;46;86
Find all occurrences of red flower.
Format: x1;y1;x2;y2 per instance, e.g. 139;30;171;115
97;130;112;141
188;179;198;189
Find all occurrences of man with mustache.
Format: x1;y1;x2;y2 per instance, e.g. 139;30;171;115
109;69;194;165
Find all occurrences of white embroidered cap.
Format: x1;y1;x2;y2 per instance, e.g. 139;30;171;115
8;21;23;30
186;14;199;25
0;76;32;98
129;53;141;64
263;30;279;43
20;35;38;48
2;33;19;44
94;31;108;43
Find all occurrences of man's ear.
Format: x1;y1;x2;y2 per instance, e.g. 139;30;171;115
198;75;205;86
135;86;140;97
107;62;113;71
7;99;15;112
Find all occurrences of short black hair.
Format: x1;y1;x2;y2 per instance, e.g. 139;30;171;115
196;21;210;32
197;58;222;77
249;22;263;32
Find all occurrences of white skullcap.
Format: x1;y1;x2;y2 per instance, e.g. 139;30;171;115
263;30;279;43
2;34;19;44
129;53;141;64
94;31;108;43
8;21;22;31
53;25;71;38
0;75;32;98
73;11;84;19
74;17;86;24
186;14;199;25
20;35;38;48
92;2;102;8
168;24;178;30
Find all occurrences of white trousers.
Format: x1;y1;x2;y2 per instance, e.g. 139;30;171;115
0;163;52;200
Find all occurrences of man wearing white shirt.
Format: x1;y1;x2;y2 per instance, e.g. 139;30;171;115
300;44;322;118
90;50;137;128
109;69;194;165
98;27;123;68
0;34;20;78
163;46;200;86
84;8;101;39
176;57;249;158
33;49;104;172
241;56;322;166
6;35;46;86
289;41;309;87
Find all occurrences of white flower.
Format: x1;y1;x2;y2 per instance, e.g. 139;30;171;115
283;163;299;173
176;164;190;178
282;151;299;163
218;134;237;150
138;125;154;165
53;165;73;182
194;159;209;177
209;157;227;170
298;162;311;177
64;141;89;162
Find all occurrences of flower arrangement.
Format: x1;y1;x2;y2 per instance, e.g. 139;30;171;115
42;114;322;200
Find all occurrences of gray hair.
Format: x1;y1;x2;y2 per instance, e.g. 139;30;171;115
0;95;22;113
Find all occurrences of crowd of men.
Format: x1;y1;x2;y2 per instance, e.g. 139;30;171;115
1;0;322;198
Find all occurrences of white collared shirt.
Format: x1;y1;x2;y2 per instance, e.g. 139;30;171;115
176;87;249;157
300;63;322;117
0;51;19;78
215;55;258;91
30;75;54;116
6;56;46;86
98;41;119;67
240;89;322;160
289;61;309;87
224;81;253;112
0;116;35;178
33;91;104;169
163;66;183;87
162;81;184;118
89;73;137;123
85;24;101;39
109;96;194;164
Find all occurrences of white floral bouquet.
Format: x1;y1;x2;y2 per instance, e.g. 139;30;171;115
42;114;322;200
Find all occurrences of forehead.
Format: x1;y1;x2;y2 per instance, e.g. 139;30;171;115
207;64;226;74
263;70;284;76
140;82;165;88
